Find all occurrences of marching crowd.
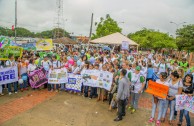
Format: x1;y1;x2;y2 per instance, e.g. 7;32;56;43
0;48;194;126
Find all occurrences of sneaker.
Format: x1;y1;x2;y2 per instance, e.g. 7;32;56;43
148;117;154;123
0;93;4;96
156;120;160;126
15;92;18;94
9;92;12;95
131;108;136;114
128;106;133;110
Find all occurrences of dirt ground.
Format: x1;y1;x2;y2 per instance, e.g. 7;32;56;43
0;90;194;126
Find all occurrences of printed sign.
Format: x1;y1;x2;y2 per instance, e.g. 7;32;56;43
122;41;129;50
66;73;82;92
28;67;48;88
48;68;68;84
145;80;169;99
0;46;23;60
82;70;113;91
36;39;53;51
0;66;18;85
176;95;194;113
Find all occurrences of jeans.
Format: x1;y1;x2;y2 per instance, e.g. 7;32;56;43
117;99;126;119
84;86;89;97
179;109;191;126
90;87;97;98
51;84;59;90
151;97;157;118
130;92;141;109
60;83;65;90
163;99;176;121
158;99;168;120
8;82;18;92
20;73;28;89
0;85;3;93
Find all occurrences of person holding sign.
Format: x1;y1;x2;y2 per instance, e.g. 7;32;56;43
177;74;193;126
163;71;183;125
148;72;169;126
129;66;145;114
6;54;18;95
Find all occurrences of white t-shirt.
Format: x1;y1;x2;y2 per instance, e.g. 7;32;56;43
5;60;16;67
131;72;144;93
168;79;183;97
41;60;52;71
71;66;80;74
52;60;61;69
28;64;37;72
158;63;166;74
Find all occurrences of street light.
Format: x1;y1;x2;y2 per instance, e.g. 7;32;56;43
170;21;186;36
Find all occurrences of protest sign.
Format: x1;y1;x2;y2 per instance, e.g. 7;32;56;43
176;95;194;113
82;70;100;87
122;41;129;50
66;73;82;92
0;46;23;60
28;67;48;88
48;68;68;84
82;70;113;91
0;66;18;85
145;80;169;99
36;39;53;51
20;43;36;50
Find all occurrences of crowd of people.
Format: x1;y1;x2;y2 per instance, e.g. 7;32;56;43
0;47;194;126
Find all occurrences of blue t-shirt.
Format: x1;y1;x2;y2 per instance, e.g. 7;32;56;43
147;68;154;79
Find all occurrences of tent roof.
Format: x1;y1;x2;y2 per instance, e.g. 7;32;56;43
53;37;78;45
90;32;138;46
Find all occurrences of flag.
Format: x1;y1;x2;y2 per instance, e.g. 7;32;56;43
12;25;14;31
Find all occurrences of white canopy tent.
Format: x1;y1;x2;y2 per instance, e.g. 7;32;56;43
90;32;139;51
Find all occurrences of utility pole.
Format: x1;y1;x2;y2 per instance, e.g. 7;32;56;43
15;0;17;43
87;13;93;51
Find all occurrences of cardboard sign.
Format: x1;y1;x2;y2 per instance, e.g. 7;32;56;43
145;80;169;99
122;41;129;50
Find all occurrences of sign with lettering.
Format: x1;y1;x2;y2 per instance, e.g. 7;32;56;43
176;95;194;113
0;66;18;85
28;67;48;88
48;68;68;84
66;73;82;92
145;80;169;99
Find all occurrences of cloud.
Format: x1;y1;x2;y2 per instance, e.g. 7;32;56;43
0;0;193;36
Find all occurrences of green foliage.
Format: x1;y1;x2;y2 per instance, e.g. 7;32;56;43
92;14;122;39
176;24;194;51
128;28;177;49
0;26;70;38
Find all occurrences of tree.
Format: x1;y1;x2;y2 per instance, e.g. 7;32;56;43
128;28;177;49
92;14;122;39
176;24;194;51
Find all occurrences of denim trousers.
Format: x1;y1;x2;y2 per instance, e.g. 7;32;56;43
179;109;191;126
84;86;89;97
20;73;28;89
90;87;97;98
0;85;2;93
130;92;141;109
151;97;168;120
163;99;176;121
8;82;18;92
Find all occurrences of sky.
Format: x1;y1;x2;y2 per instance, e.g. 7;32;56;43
0;0;194;36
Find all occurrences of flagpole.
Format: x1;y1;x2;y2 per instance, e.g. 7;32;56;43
15;0;17;43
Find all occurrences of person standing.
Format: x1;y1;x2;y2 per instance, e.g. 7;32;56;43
114;69;130;121
6;54;18;95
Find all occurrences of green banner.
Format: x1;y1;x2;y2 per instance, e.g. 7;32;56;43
0;46;23;60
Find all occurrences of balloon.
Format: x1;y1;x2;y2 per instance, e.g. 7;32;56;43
68;59;74;66
22;75;28;81
18;79;24;84
67;56;71;60
77;60;81;66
